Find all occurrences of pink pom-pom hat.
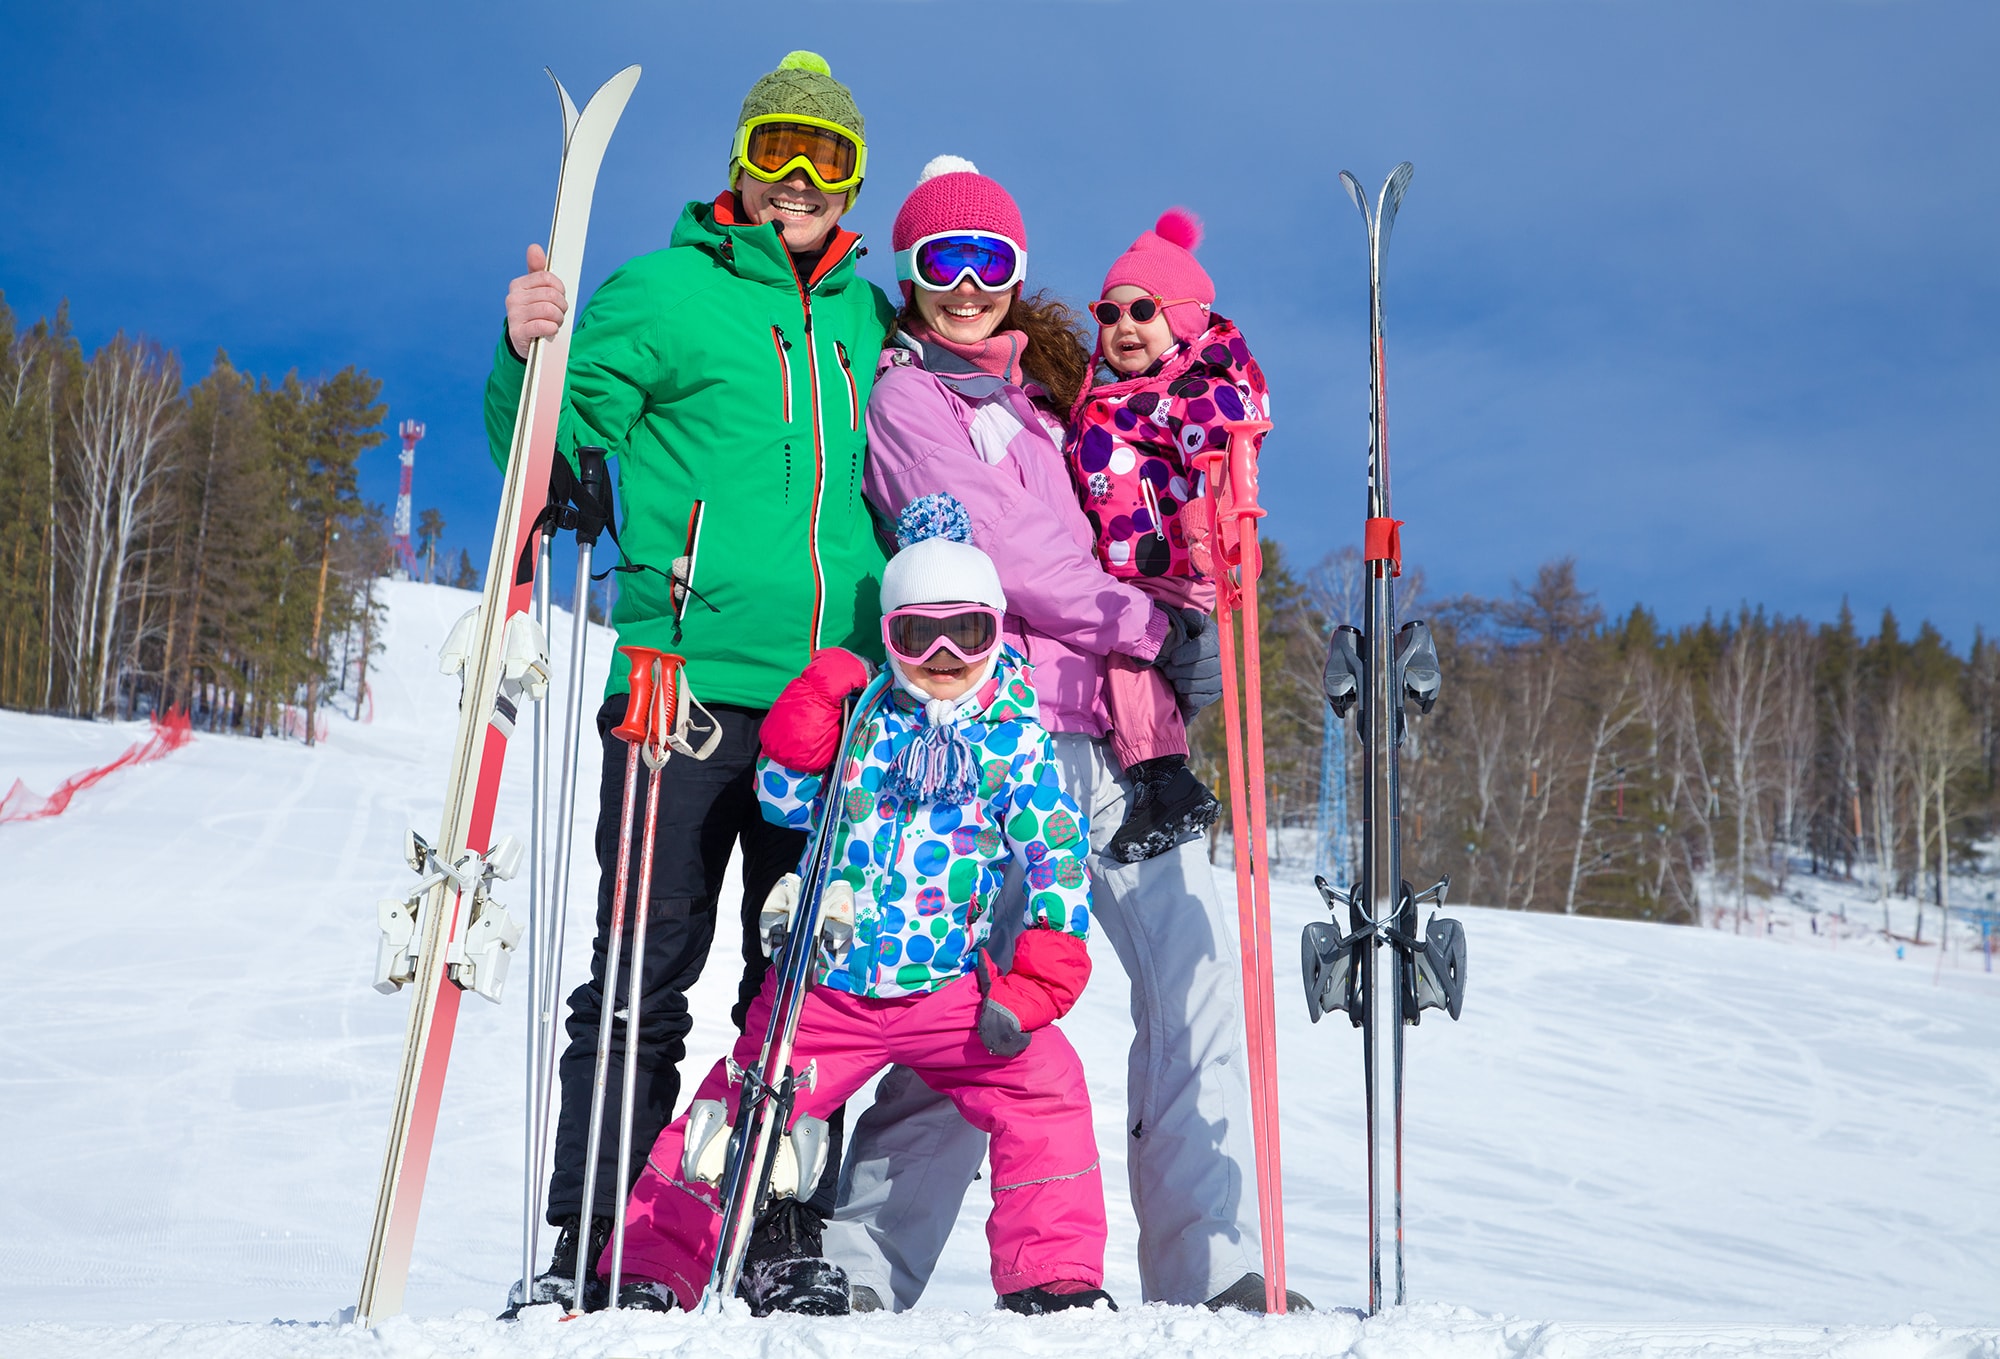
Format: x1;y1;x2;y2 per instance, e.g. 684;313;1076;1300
1100;207;1215;343
891;155;1028;303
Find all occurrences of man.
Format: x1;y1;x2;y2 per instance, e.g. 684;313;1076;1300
485;50;895;1315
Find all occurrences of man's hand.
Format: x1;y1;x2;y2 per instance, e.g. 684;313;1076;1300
505;243;569;359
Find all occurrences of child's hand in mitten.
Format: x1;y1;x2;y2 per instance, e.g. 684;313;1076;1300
972;929;1092;1058
759;648;870;772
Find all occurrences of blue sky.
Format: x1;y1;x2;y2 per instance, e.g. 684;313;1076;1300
4;1;1995;644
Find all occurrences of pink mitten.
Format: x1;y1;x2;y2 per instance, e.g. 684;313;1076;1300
973;928;1093;1057
759;647;870;772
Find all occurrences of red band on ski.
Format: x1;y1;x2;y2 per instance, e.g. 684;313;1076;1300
1365;517;1404;578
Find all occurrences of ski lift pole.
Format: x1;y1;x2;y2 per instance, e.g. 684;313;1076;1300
1197;417;1287;1313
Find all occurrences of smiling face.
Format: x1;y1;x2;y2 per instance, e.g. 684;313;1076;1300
912;277;1014;345
892;649;981;703
1099;284;1177;376
735;168;844;254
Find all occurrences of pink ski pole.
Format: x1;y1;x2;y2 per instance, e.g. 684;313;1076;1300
1197;417;1287;1312
568;645;658;1314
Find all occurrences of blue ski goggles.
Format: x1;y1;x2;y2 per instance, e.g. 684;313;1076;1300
894;231;1027;293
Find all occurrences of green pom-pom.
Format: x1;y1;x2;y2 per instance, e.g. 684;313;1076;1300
779;50;832;76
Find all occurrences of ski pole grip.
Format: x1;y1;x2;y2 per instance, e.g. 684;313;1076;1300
1220;419;1271;519
649;652;689;752
614;644;665;744
573;446;612;547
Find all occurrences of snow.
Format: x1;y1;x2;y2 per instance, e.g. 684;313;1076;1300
0;706;156;799
2;579;1996;1358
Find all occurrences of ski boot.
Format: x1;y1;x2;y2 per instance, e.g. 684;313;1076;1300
615;1278;681;1312
1204;1271;1315;1313
1106;755;1220;863
997;1282;1118;1314
500;1215;612;1317
738;1198;851;1316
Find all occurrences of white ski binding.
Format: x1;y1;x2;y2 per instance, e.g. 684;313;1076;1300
372;829;527;1002
682;1092;830;1202
439;606;551;737
756;875;856;959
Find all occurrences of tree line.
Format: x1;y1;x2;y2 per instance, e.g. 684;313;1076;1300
1194;544;1999;931
8;293;1994;930
0;294;400;738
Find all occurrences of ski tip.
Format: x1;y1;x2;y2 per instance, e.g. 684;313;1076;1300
1386;161;1415;205
546;68;580;139
1340;171;1367;218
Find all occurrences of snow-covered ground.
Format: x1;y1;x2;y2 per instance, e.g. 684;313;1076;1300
2;580;1996;1358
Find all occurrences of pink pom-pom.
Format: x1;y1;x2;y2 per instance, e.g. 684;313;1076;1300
1154;207;1203;253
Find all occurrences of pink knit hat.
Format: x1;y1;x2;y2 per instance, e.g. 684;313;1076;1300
891;156;1028;301
1101;208;1215;343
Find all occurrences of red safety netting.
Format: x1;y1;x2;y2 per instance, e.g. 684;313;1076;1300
0;708;194;825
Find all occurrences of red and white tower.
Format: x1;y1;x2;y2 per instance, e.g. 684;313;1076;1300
392;419;424;576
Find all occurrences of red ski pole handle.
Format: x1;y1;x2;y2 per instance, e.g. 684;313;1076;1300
1219;418;1271;519
613;645;665;744
1194;419;1272;593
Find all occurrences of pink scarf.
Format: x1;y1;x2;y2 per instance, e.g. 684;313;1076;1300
909;323;1031;386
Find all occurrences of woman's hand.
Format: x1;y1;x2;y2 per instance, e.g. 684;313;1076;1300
505;243;569;359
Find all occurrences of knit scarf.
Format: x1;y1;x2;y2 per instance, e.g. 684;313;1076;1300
908;323;1031;387
879;672;1003;806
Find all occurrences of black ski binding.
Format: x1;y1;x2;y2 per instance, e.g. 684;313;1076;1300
1303;874;1466;1026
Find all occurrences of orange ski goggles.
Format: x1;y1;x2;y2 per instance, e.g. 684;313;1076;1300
732;114;867;196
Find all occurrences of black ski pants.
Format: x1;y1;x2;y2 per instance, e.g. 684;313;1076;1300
548;696;813;1226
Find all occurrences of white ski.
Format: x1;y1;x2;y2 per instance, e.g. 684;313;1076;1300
355;63;640;1326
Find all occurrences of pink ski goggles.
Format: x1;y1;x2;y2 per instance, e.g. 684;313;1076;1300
882;602;1003;668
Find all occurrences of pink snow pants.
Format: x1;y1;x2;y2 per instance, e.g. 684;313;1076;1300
609;971;1106;1308
1106;575;1217;769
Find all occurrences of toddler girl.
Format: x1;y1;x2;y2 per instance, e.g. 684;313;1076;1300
606;494;1115;1317
1064;209;1271;862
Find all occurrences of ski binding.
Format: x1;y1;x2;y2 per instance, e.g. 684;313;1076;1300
373;829;525;1002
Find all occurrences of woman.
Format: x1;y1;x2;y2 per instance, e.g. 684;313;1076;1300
826;156;1299;1313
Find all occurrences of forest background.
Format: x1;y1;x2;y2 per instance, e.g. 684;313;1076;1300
5;290;1993;933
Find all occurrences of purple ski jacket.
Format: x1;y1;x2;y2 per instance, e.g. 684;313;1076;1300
862;335;1171;739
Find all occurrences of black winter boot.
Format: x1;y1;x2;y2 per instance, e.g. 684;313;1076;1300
615;1278;681;1312
1203;1271;1315;1313
500;1215;612;1318
1106;755;1221;864
997;1283;1118;1314
738;1198;851;1317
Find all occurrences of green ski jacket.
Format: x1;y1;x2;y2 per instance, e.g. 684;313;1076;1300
485;195;897;708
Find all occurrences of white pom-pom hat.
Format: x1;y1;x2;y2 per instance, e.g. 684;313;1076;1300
879;493;1006;613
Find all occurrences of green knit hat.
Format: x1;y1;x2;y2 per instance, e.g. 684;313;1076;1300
728;51;865;194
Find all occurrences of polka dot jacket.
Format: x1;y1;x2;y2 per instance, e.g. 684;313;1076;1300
1063;315;1269;582
755;649;1092;999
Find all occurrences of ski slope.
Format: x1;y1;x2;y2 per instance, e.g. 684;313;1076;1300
1;579;1996;1359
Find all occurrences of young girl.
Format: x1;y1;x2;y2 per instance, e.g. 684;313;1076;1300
605;494;1116;1318
1064;209;1272;863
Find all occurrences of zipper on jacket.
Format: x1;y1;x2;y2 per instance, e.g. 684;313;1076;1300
835;340;860;432
770;326;793;423
673;499;706;632
1139;475;1167;541
786;228;858;665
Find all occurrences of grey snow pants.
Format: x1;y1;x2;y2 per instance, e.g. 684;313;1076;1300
823;732;1262;1306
